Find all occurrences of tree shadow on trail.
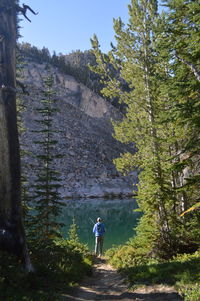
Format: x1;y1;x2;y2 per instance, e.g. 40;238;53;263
62;256;184;301
62;289;182;300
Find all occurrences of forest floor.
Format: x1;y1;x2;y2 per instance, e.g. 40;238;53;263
61;257;183;301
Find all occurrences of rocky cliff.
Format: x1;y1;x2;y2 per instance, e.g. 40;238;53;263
19;59;137;199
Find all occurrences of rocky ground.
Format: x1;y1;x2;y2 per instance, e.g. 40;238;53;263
61;258;183;301
19;60;137;199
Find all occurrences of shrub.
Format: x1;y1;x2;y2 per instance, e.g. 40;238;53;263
106;245;200;301
177;283;200;301
0;238;92;301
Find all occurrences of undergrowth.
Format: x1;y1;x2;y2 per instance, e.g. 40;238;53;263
106;246;200;301
0;238;92;301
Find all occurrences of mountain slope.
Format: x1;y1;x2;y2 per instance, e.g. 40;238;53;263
19;59;137;198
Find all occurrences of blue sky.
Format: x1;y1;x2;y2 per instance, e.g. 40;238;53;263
19;0;130;55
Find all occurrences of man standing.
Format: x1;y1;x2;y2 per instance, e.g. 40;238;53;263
93;217;105;257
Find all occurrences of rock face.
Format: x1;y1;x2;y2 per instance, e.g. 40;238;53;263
19;60;137;199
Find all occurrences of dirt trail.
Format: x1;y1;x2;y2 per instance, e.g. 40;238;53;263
62;258;183;301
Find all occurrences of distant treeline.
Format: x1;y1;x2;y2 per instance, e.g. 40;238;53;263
19;43;103;95
19;43;127;111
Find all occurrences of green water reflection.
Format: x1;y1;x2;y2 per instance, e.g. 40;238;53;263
61;198;141;251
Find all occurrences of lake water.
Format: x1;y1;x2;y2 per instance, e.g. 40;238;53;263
61;198;141;252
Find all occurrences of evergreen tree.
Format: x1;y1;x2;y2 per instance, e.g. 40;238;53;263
31;75;65;243
159;0;200;216
91;0;200;257
68;217;79;243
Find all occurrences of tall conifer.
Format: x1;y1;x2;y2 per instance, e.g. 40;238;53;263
155;0;200;243
91;0;200;257
31;75;64;243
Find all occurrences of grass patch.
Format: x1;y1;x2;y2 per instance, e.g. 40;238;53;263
124;256;200;286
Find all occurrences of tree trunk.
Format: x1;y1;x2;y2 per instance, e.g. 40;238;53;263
0;0;32;271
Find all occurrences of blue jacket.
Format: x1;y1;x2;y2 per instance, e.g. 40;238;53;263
93;222;105;237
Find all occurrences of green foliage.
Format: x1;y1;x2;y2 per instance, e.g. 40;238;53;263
0;238;92;301
178;283;200;301
106;245;148;268
159;0;200;211
106;213;159;268
67;218;89;254
29;75;65;243
68;217;79;243
106;247;200;300
91;0;200;260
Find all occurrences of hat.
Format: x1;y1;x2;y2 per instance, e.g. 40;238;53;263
97;217;101;222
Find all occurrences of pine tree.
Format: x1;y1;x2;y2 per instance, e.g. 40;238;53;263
156;0;200;237
31;75;65;243
91;0;200;257
68;217;79;243
164;0;200;205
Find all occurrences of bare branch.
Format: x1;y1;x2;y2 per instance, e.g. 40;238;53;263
176;54;200;82
16;4;38;22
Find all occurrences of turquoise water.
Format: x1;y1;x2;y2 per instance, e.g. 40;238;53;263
61;198;141;252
